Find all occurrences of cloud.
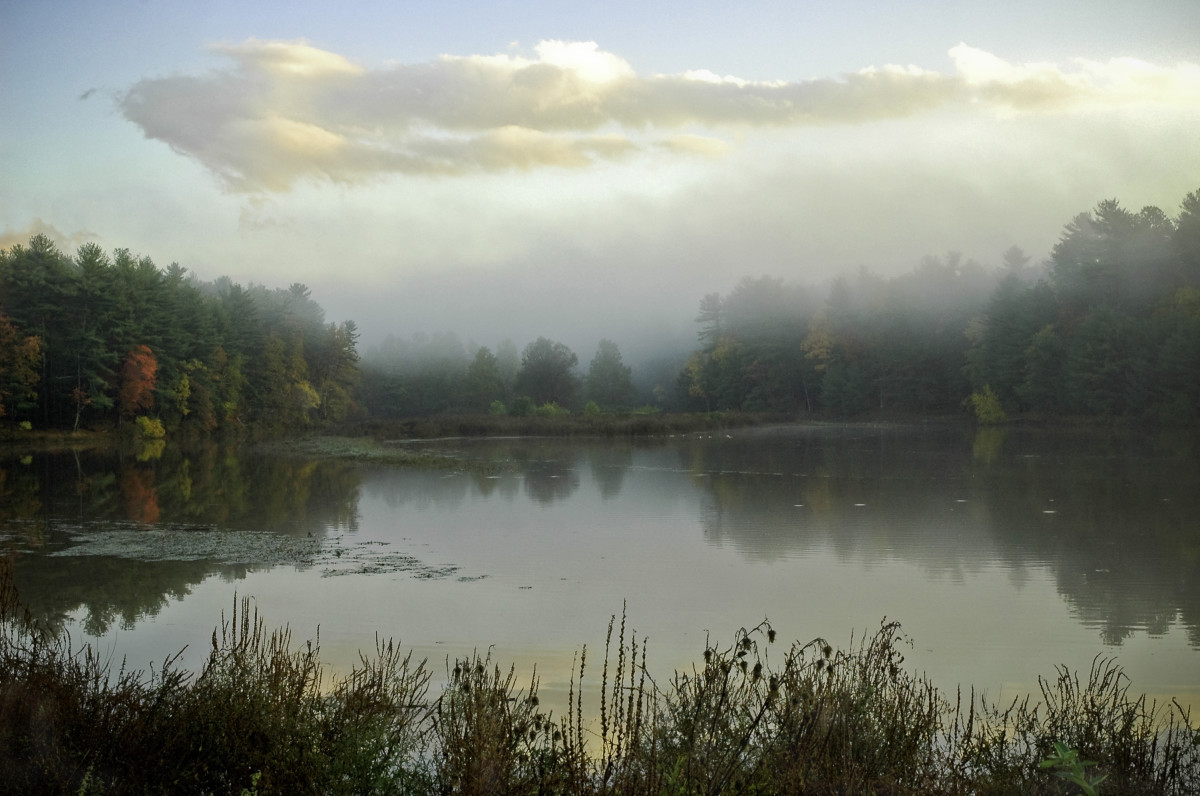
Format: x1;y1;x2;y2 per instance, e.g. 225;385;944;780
118;39;1200;193
949;44;1200;111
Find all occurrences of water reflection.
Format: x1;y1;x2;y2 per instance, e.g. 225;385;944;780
588;444;634;499
680;426;1200;648
2;427;1198;652
1;441;361;632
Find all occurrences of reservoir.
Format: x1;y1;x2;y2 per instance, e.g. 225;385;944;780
4;424;1198;713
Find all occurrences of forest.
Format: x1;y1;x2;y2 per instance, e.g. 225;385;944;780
2;187;1199;432
0;240;359;433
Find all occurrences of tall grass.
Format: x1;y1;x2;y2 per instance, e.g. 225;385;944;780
1;557;1197;794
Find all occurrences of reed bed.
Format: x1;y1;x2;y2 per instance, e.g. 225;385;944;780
1;559;1197;795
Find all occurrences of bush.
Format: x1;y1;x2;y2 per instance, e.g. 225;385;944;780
968;385;1008;425
533;402;570;417
134;415;166;438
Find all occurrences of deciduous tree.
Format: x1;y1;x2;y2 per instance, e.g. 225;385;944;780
119;344;157;419
515;337;579;407
0;309;41;418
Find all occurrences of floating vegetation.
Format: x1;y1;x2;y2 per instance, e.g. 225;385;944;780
40;522;461;580
48;524;322;565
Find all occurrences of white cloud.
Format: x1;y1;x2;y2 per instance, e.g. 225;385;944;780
532;40;635;84
117;39;1200;193
215;38;364;78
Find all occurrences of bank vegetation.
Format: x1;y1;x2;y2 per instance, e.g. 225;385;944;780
2;561;1196;795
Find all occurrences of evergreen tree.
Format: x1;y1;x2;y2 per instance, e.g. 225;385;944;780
585;340;634;409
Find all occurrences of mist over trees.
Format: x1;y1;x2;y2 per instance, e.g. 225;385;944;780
357;335;634;418
671;191;1200;423
676;256;996;416
961;194;1200;422
3;188;1200;430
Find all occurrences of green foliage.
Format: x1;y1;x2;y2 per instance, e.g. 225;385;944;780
1019;324;1067;414
533;401;570;417
515;337;579;408
7;185;1200;429
0;237;359;432
488;399;507;415
673;189;1200;423
968;385;1008;424
465;346;506;412
1041;741;1109;796
585;339;634;409
583;400;602;415
134;415;166;439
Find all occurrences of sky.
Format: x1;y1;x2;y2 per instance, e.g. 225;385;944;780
2;0;1199;360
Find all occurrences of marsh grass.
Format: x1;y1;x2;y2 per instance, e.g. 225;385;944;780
1;556;1197;795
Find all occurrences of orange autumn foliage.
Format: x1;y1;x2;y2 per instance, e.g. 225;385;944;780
119;344;157;418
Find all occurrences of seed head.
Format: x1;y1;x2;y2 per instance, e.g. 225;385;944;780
767;629;777;644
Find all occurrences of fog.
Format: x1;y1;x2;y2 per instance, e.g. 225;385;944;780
5;32;1199;386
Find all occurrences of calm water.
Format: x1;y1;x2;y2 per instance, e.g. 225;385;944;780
3;425;1198;712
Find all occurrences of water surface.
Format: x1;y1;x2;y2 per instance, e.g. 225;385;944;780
3;425;1198;711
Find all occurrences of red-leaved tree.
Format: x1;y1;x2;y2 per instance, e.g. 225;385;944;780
119;344;157;419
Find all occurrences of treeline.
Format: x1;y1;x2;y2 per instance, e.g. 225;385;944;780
676;189;1200;423
4;189;1200;432
358;335;640;418
0;236;359;432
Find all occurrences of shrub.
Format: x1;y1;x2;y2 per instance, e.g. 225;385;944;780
968;385;1008;424
134;415;166;438
533;402;570;417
